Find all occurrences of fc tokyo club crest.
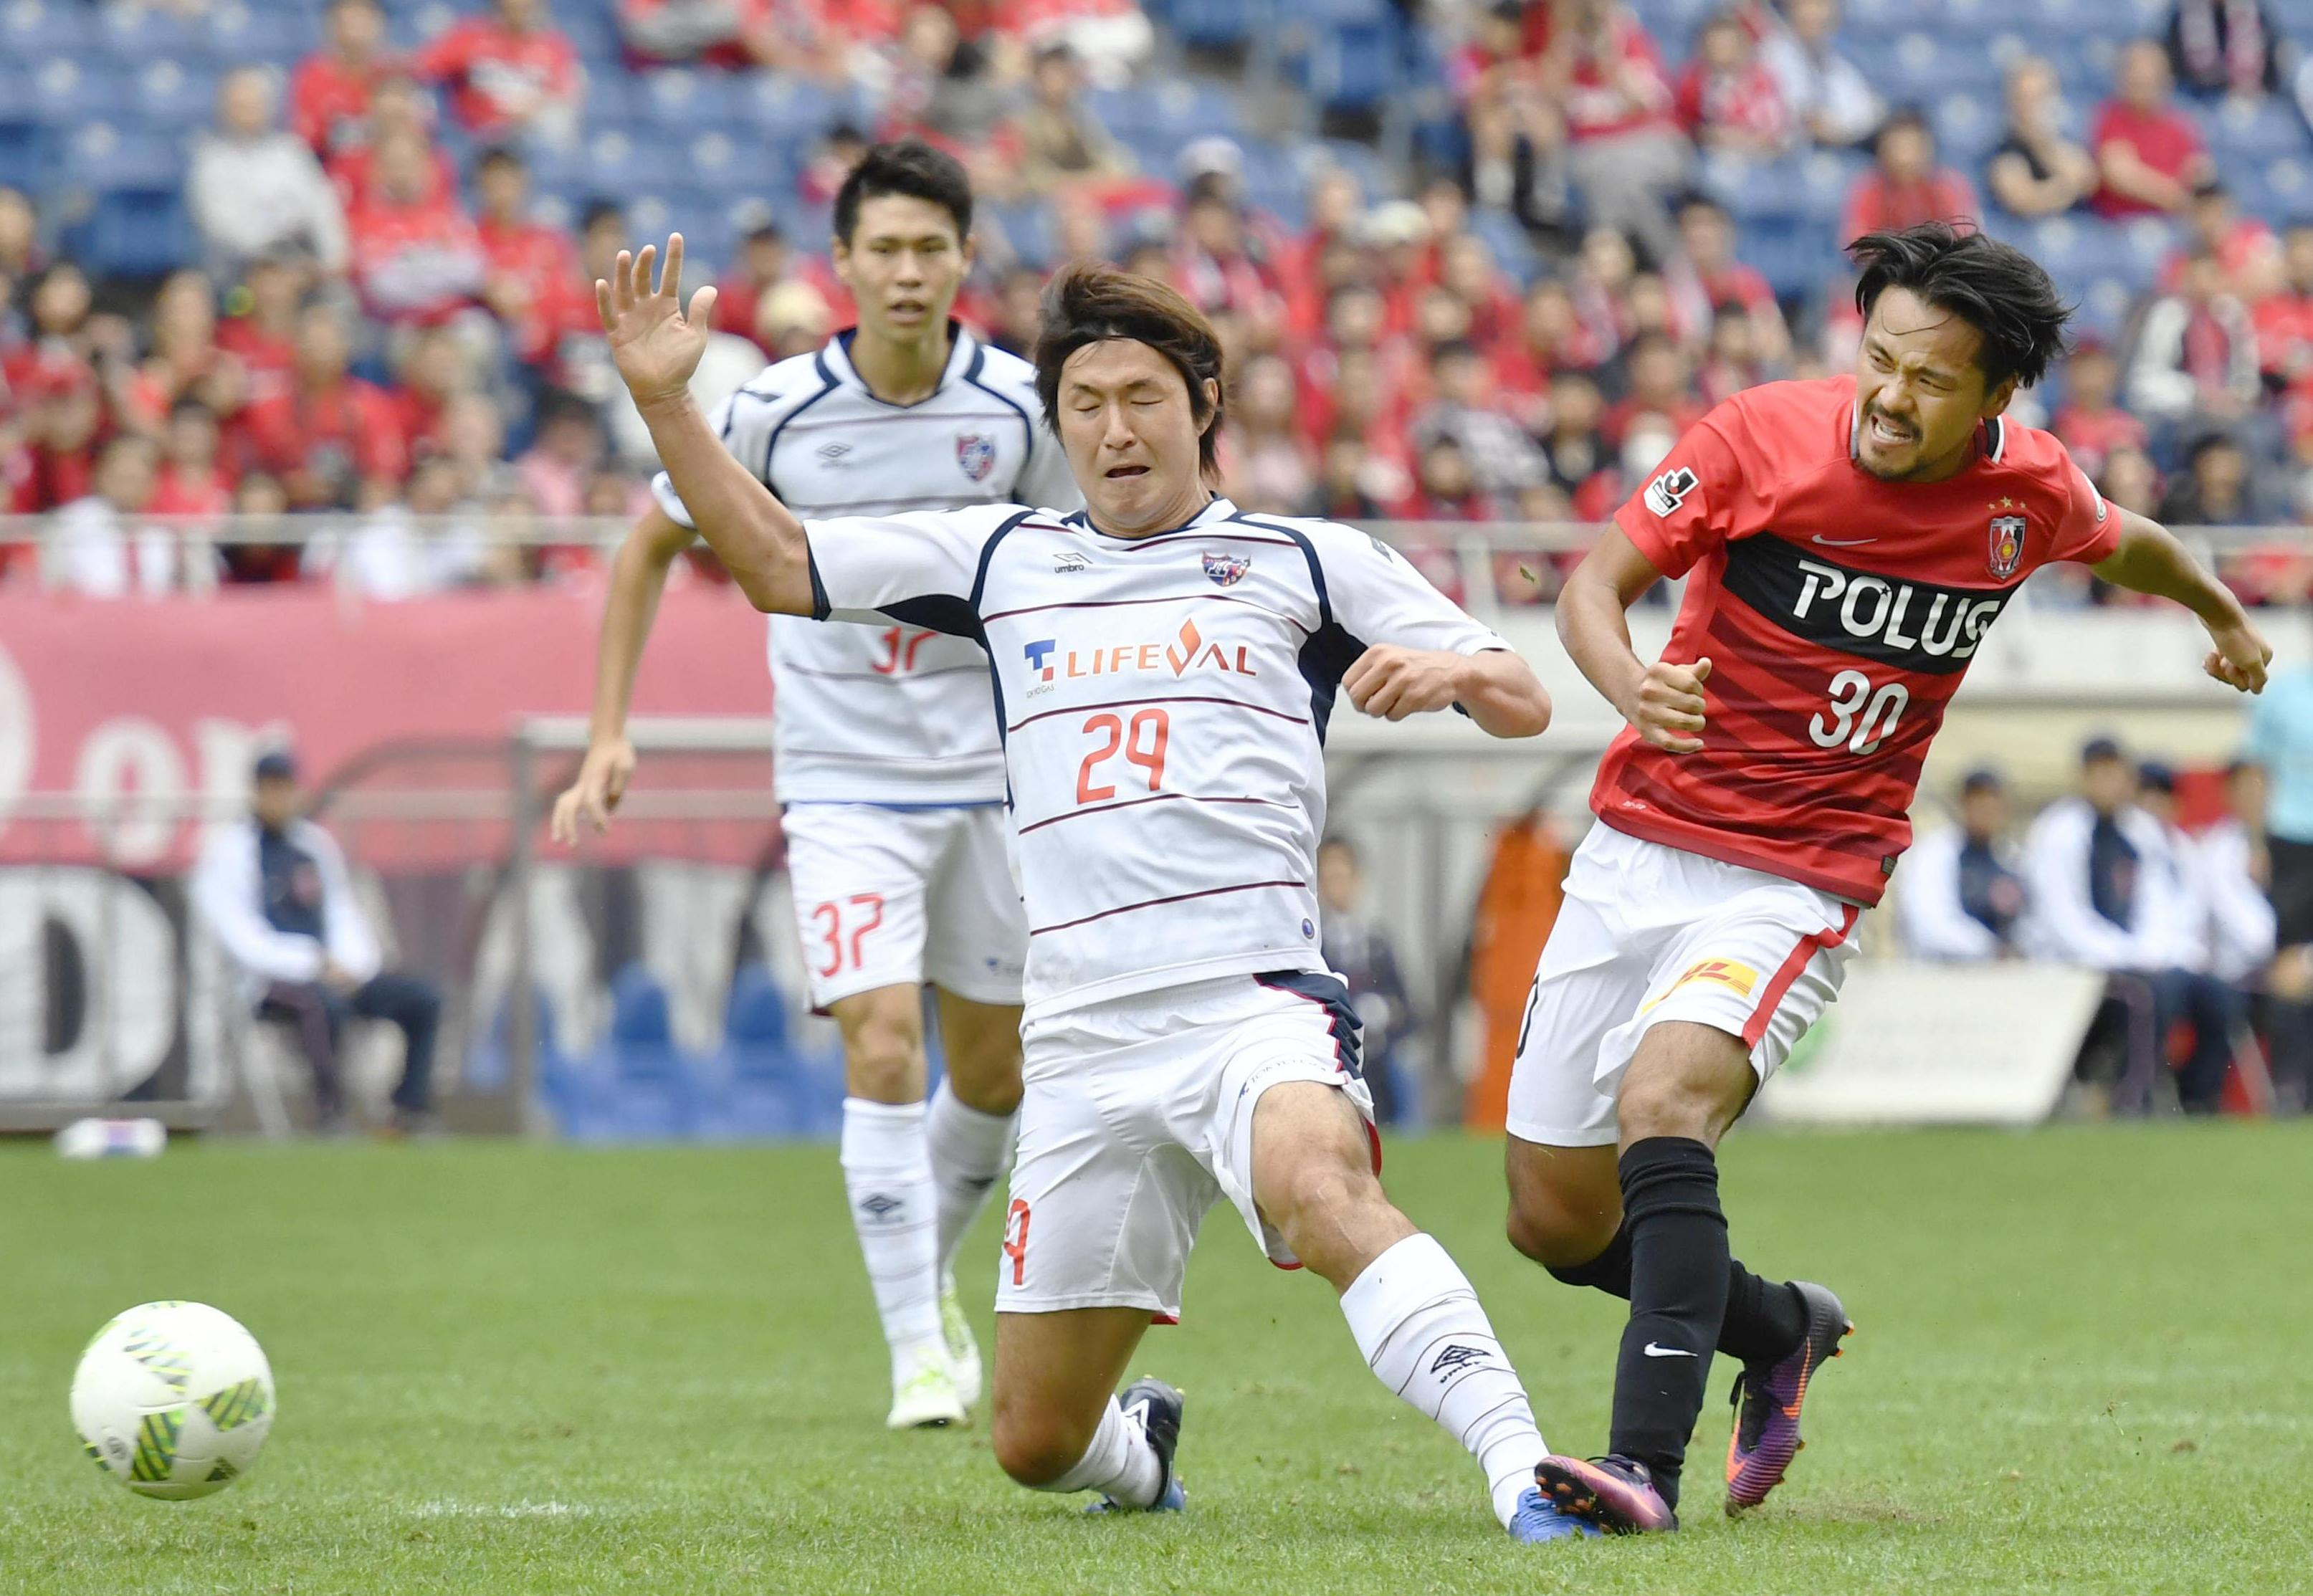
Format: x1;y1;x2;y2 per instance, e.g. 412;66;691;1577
1988;497;2026;579
955;433;996;482
1203;551;1251;587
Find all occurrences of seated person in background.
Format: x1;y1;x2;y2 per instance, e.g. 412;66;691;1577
1839;110;1977;245
1316;837;1420;1127
2023;738;2241;1114
1672;10;1792;159
2165;0;2279;102
2193;758;2279;993
2092;40;2213;218
1759;0;1881;148
2128;252;2262;426
2158;430;2276;527
1985;57;2097;219
2050;338;2147;482
191;750;439;1134
1897;768;2026;960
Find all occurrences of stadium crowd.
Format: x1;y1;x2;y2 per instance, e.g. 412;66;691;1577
6;0;2313;601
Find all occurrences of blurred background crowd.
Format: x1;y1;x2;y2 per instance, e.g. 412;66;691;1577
8;0;2313;603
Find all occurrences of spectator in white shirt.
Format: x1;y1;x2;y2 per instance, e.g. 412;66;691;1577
2023;738;2241;1112
191;749;439;1134
1760;0;1884;148
2187;758;2279;987
187;67;350;282
1898;767;2026;960
47;434;183;597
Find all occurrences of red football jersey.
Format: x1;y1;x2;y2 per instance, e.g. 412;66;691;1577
1594;376;2122;904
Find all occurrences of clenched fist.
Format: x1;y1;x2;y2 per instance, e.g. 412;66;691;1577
1623;656;1712;754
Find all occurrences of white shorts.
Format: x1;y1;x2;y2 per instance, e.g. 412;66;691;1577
780;802;1029;1011
1505;821;1862;1148
996;973;1376;1322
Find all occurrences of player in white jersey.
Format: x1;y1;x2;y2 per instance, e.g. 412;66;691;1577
549;144;1077;1432
593;237;1603;1542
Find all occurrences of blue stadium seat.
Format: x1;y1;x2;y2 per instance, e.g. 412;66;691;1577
96;2;215;65
27;59;129;128
2203;97;2312;165
552;963;702;1142
1168;0;1267;51
65;125;188;193
465;983;558;1094
1296;19;1407;118
208;3;323;66
687;128;791;200
135;61;221;134
700;965;806;1140
639;68;746;133
66;188;198;279
1469;207;1540;290
983;197;1056;268
1934;92;2001;169
740;77;863;140
0;122;48;191
0;1;96;61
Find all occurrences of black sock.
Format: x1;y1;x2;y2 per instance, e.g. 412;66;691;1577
1608;1137;1730;1509
1548;1223;1803;1368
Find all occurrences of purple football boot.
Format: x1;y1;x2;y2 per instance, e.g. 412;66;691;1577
1724;1281;1852;1516
1532;1454;1679;1534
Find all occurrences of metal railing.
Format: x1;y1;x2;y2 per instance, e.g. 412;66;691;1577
3;514;2303;610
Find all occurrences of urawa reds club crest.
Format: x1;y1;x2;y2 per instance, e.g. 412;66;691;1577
1988;497;2026;580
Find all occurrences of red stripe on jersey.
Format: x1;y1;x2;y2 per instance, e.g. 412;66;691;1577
983;593;1312;631
1614;761;1897;866
1742;905;1859;1046
1028;878;1306;936
1015;791;1292;836
1007;695;1310;733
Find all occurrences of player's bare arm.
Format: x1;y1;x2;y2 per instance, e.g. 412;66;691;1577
1558;525;1710;755
596;234;816;618
2091;507;2271;694
548;504;697;843
1344;645;1551;737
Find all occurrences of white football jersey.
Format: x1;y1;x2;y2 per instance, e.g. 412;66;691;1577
653;325;1080;803
806;494;1510;1019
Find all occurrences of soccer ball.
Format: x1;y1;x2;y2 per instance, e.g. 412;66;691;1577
70;1301;275;1501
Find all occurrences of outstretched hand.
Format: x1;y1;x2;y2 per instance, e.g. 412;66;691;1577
596;234;720;414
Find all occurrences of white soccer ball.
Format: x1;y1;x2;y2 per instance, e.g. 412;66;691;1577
70;1301;276;1501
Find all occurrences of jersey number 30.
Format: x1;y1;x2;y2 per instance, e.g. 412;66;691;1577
1808;669;1909;755
1077;709;1170;803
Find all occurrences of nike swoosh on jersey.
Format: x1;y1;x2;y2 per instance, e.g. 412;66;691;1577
1642;1342;1698;1358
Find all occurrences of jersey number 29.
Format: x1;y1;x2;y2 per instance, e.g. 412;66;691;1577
1808;669;1909;755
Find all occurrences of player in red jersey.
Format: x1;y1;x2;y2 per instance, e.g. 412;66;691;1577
1499;224;2271;1534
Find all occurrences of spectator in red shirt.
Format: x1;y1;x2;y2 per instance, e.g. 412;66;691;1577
326;73;458;214
514;388;602;518
1840;109;1978;244
390;325;470;461
1697;302;1770;406
1531;0;1692;264
715;219;826;351
472;146;591;371
348;128;488;327
416;0;583;142
1674;9;1792;158
2051;340;2150;481
2092;39;2213;218
2254;223;2313;386
1601;328;1704;447
6;264;102;512
292;0;396;158
1436;231;1522;353
1172;176;1287;338
216;254;305;414
1664;193;1785;356
122;270;248;436
151;398;235;518
2158;179;2281;300
617;0;784;70
1395;434;1501;523
236;302;408;508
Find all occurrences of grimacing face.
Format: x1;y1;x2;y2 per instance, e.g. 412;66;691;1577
1055;338;1219;537
833;193;970;344
1853;285;2016;482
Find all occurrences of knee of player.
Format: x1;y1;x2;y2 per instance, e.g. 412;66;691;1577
1614;1074;1727;1145
990;1410;1088;1487
842;1018;924;1095
1504;1195;1613;1270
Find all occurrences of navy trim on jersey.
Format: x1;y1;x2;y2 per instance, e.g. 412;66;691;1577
760;353;843;485
961;342;1039;472
1254;970;1365;1079
965;507;1042;803
1985;414;2006;462
1233;512;1365;745
805;545;831;621
831;322;972;408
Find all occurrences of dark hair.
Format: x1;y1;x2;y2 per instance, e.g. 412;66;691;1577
833;139;972;247
474;145;524;178
1849;222;2071;389
168;394;215;423
579;199;626;234
1034;263;1226;474
1960;766;2005;796
1876;105;1932;145
1430;336;1482;368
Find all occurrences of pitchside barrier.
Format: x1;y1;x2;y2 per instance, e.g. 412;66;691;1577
0;515;2295;1133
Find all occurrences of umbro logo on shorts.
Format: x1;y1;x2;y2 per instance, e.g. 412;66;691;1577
1430;1344;1492;1377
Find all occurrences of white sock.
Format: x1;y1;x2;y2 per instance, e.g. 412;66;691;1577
1342;1233;1550;1530
839;1097;945;1378
925;1079;1016;1279
1036;1394;1163;1506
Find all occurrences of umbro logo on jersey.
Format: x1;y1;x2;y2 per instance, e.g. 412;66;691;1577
1643;464;1699;517
956;433;996;482
1203;551;1251;587
1430;1344;1492;1376
1053;552;1092;573
1021;618;1256;685
816;441;852;462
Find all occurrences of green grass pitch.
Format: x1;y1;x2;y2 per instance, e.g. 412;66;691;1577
4;1124;2307;1595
